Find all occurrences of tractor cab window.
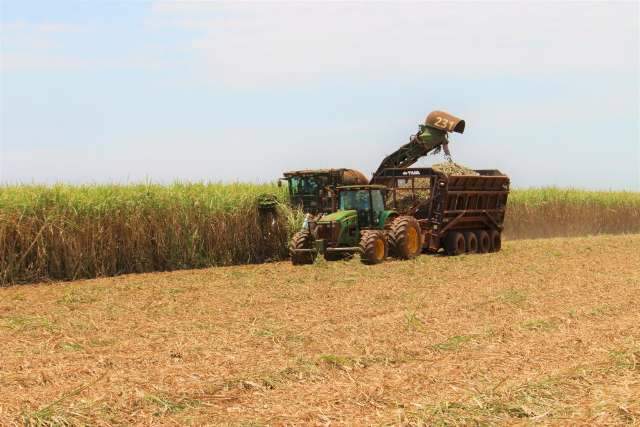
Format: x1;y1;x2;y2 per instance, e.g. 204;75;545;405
339;190;370;211
370;190;385;213
339;189;386;227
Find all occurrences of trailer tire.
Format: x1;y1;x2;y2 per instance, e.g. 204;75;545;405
388;216;422;259
444;232;466;256
489;230;502;252
290;230;316;265
464;231;478;253
360;231;387;265
475;230;491;253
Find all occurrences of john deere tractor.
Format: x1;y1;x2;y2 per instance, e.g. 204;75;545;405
289;185;422;265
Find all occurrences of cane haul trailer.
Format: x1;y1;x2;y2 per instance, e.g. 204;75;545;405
372;167;510;255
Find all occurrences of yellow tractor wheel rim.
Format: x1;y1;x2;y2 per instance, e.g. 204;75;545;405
406;227;419;254
374;238;385;260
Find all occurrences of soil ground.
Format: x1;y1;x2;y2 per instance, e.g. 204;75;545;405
1;235;639;426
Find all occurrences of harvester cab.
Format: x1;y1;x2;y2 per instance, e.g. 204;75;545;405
281;169;368;216
289;185;424;266
281;173;326;214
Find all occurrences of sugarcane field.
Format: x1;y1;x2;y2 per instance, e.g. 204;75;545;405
1;2;639;426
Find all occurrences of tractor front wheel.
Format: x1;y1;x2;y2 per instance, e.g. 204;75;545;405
360;231;387;265
290;230;316;265
389;216;422;259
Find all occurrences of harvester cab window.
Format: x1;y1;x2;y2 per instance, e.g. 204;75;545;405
290;177;320;195
289;177;301;195
303;178;319;194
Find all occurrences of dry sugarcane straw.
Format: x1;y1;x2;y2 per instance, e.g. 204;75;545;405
432;162;480;176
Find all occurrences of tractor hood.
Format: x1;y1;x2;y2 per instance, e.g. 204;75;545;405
318;210;357;224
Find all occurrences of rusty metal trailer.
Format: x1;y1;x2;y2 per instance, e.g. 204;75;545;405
372;168;510;255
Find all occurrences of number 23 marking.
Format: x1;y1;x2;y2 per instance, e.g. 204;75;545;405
434;116;456;131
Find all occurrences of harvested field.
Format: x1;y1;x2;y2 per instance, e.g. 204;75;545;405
1;234;638;425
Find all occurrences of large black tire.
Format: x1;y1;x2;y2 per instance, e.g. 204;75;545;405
464;231;478;254
444;231;466;256
475;230;491;253
489;230;502;252
359;231;387;265
388;216;422;259
290;230;316;265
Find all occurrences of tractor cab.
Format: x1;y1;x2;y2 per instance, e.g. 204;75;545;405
337;185;388;228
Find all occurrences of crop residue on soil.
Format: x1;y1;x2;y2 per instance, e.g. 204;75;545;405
1;234;639;425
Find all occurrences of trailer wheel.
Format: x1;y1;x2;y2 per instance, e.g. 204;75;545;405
290;230;316;265
464;231;478;253
489;230;502;252
475;230;491;253
360;231;387;265
388;216;422;259
444;232;466;256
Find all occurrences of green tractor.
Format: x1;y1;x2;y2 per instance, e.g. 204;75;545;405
289;185;423;265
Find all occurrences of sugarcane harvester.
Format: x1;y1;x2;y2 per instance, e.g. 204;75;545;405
279;169;368;215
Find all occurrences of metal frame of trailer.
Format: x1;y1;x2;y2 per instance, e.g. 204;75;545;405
372;168;510;252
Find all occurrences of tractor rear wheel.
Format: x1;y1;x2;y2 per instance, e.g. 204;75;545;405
388;216;422;259
360;231;387;265
489;230;502;252
290;230;316;265
464;231;478;253
475;230;491;253
444;232;466;256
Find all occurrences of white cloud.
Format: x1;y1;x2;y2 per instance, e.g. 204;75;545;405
150;1;638;86
0;20;172;72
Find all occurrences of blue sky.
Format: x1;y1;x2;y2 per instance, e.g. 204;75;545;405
1;1;638;190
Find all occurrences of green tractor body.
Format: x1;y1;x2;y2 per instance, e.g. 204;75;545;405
290;185;422;265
